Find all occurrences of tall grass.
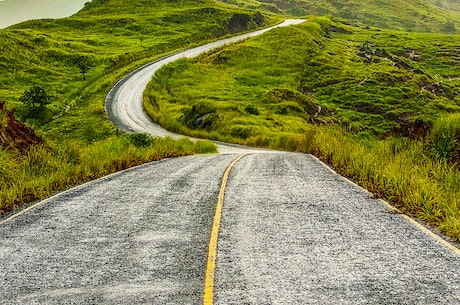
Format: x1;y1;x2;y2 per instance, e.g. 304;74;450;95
427;113;460;162
0;136;216;214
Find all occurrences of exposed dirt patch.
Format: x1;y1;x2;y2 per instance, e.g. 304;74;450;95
387;116;432;140
0;103;42;152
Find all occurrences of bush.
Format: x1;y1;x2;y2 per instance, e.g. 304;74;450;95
19;86;51;119
427;114;460;163
128;133;154;147
180;103;218;129
244;103;260;115
442;20;457;33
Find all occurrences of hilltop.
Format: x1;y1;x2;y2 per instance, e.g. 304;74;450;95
429;0;460;13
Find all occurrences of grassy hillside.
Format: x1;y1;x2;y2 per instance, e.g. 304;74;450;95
0;0;88;28
145;17;460;141
222;0;460;32
144;17;460;240
0;0;277;214
2;0;274;139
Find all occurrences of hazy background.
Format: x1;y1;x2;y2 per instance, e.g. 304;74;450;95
0;0;88;28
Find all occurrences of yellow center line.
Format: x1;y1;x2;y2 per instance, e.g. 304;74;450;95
203;154;247;305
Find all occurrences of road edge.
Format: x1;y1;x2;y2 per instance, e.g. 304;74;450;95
309;154;460;255
0;157;180;226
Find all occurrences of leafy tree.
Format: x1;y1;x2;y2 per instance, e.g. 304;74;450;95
20;86;51;119
72;56;90;80
78;60;90;80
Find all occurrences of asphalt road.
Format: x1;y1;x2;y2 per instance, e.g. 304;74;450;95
215;154;460;304
1;153;459;304
1;155;235;304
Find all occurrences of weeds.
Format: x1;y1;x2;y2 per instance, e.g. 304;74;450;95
427;113;460;162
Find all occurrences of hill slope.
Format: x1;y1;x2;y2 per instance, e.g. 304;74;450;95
145;17;460;141
429;0;460;14
223;0;460;32
0;0;88;28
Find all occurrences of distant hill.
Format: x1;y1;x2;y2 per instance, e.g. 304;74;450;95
0;0;88;28
429;0;460;14
223;0;460;32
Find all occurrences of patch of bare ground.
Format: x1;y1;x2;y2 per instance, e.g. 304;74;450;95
0;103;42;152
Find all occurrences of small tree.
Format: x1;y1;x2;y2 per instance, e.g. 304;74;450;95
78;60;90;80
20;86;50;119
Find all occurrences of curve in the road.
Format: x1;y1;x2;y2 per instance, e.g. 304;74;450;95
105;19;305;154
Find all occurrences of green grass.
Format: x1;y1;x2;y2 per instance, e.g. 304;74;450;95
301;125;460;241
0;0;279;214
145;17;460;140
144;17;460;241
427;113;460;162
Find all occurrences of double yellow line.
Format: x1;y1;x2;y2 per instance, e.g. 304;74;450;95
203;154;246;305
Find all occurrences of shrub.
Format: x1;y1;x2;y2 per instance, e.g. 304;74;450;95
427;114;460;163
180;103;218;129
128;133;154;148
19;86;51;119
244;103;260;115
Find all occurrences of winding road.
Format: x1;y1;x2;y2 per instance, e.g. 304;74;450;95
105;19;304;154
1;20;460;304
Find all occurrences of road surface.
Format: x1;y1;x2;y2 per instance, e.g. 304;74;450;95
1;154;459;304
